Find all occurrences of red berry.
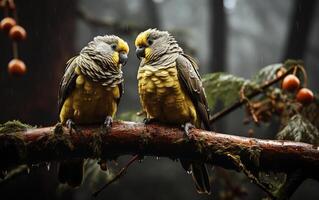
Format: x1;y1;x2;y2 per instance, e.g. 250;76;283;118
0;17;16;32
282;74;300;92
296;88;314;105
8;59;27;76
9;25;27;41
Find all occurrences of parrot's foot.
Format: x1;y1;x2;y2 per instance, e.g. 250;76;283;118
102;116;113;134
143;118;158;124
66;119;78;134
182;122;195;137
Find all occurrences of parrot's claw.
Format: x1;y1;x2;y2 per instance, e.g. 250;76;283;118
102;116;113;134
182;122;194;137
66;119;78;134
143;118;158;124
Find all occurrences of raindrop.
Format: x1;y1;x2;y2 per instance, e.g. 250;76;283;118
46;163;51;171
156;157;160;160
27;168;30;174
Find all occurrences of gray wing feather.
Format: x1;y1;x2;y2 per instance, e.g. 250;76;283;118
176;54;211;130
58;56;78;114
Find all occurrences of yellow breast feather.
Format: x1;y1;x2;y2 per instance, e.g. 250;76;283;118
138;64;199;126
59;69;119;124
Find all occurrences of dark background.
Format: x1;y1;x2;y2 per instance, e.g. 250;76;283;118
0;0;318;199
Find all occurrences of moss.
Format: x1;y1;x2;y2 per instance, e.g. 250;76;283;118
246;145;261;168
139;130;152;146
33;134;75;158
0;120;34;134
53;123;64;135
90;131;103;158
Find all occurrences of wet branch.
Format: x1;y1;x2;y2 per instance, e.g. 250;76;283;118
0;121;318;181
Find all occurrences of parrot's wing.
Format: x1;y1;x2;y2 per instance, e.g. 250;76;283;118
58;56;78;114
117;81;124;106
176;54;211;130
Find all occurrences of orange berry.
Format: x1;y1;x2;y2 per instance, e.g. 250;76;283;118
296;88;314;105
0;17;16;32
8;58;27;76
282;74;300;92
9;25;27;41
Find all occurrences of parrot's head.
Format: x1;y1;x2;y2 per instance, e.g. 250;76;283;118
81;35;129;68
135;29;183;64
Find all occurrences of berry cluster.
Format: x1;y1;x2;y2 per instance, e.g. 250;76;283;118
278;68;314;105
0;0;27;75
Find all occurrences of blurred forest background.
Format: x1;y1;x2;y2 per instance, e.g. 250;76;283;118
0;0;319;199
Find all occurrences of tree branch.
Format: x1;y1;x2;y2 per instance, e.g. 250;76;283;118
0;121;318;182
209;65;295;124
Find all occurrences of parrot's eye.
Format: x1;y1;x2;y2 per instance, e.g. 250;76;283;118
147;38;153;46
111;44;117;50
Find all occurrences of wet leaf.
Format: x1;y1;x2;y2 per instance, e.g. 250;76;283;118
82;159;114;189
203;73;256;110
277;114;319;145
258;171;287;193
252;63;282;84
300;96;319;130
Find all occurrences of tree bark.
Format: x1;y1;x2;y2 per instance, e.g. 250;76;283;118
283;0;317;60
0;121;318;182
209;0;227;72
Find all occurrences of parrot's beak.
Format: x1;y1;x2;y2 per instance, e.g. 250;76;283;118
136;47;145;60
119;52;128;66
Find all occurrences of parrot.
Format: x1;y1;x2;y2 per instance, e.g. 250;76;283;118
135;29;211;194
57;34;129;186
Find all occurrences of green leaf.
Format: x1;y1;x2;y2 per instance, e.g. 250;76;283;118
252;63;282;84
203;72;255;110
277;114;319;145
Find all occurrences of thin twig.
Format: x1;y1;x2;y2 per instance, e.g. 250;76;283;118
12;41;18;58
209;66;296;124
92;154;140;197
240;83;259;124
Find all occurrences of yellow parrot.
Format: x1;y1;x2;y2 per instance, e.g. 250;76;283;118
135;29;211;194
57;35;129;186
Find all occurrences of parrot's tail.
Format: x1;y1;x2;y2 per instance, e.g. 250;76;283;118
58;159;84;187
180;160;211;194
191;163;211;194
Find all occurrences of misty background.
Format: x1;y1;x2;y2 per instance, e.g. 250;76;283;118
0;0;318;199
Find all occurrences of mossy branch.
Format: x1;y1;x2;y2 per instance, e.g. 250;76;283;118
0;121;318;196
